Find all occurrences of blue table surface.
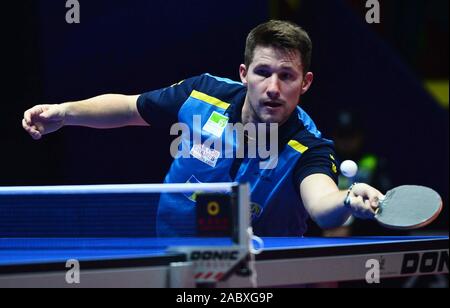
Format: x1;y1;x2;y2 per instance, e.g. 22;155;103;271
0;236;447;267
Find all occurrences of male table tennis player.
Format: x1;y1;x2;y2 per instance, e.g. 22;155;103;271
22;20;384;237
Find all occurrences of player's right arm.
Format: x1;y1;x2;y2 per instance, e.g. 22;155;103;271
22;94;148;140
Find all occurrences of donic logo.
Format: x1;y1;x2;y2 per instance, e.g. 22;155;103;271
401;251;449;274
191;251;240;261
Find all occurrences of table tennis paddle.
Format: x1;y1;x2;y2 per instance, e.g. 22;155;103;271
375;185;443;230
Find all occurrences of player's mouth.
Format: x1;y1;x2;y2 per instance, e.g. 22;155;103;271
262;100;284;110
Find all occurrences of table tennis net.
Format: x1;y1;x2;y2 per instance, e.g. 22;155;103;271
0;183;239;238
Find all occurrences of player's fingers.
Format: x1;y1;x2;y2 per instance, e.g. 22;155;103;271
368;193;384;210
24;110;33;125
22;118;30;131
22;119;42;140
22;118;33;133
26;105;51;121
351;196;375;220
356;200;375;220
357;184;384;209
364;200;377;218
350;196;366;219
30;124;42;140
31;128;42;140
24;106;43;124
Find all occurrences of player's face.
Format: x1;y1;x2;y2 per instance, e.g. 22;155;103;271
240;46;313;125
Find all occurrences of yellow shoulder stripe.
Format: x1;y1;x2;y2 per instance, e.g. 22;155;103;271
288;140;309;154
190;90;230;110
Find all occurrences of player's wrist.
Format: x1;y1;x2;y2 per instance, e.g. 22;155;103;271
343;183;358;209
59;103;71;126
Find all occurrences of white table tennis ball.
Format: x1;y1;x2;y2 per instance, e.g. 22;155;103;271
340;160;358;178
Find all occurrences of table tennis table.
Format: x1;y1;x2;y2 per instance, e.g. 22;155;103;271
0;183;448;287
0;236;447;288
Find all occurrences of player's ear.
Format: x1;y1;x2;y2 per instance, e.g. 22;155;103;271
300;72;314;95
239;64;248;86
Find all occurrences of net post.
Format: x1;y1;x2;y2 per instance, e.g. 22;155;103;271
232;183;250;246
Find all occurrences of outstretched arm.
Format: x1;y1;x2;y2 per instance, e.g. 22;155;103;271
300;174;384;229
22;94;147;140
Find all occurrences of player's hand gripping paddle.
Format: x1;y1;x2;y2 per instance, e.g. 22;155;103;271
375;185;443;230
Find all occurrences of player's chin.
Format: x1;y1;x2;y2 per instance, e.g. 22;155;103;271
258;111;287;125
259;117;284;125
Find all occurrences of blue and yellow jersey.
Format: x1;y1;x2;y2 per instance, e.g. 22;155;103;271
137;73;338;237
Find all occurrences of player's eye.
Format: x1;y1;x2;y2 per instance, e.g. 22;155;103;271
255;69;271;78
279;72;293;81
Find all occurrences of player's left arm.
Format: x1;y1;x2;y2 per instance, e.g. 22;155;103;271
300;174;383;229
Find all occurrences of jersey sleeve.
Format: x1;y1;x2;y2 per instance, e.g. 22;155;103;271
136;75;201;125
294;142;339;188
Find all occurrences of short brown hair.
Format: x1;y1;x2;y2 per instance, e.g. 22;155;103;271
244;20;312;73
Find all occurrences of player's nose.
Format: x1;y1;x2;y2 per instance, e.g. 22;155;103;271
266;76;281;100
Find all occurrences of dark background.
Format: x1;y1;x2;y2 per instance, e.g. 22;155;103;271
1;0;448;233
